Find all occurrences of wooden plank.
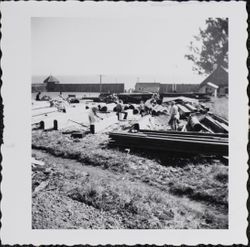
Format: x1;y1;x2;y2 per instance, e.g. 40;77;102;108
32;107;58;117
142;133;228;143
109;132;228;145
177;104;191;116
185;103;197;111
209;113;228;125
109;134;228;155
140;129;228;138
140;131;226;140
201;116;228;133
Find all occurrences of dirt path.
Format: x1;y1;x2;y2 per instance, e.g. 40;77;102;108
32;149;228;229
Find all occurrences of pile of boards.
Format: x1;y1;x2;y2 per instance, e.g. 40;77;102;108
109;129;228;156
163;97;228;134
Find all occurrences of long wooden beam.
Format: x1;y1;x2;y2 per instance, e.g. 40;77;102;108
139;130;227;141
140;129;228;138
110;132;227;145
109;132;228;155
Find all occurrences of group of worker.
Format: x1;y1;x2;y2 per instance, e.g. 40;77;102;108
140;99;180;130
113;93;180;130
36;91;180;133
87;98;180;134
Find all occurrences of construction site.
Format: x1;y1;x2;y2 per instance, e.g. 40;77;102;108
32;89;228;229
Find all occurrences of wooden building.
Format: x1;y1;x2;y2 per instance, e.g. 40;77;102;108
135;83;161;93
31;83;47;93
199;65;228;96
47;82;124;93
40;75;124;93
159;84;199;94
135;82;199;94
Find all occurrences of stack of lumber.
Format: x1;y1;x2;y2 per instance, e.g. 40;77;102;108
109;130;228;155
184;103;197;112
177;104;191;118
152;104;168;115
163;96;199;105
200;114;228;133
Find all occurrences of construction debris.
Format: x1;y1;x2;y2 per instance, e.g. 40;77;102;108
71;131;86;139
32;92;228;156
31;157;45;167
200;115;228;133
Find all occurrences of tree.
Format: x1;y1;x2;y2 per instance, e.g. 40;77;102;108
185;18;228;75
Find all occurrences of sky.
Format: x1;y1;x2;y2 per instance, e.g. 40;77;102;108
31;5;208;89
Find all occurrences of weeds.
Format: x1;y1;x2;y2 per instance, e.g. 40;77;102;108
32;130;228;229
32;130;228;208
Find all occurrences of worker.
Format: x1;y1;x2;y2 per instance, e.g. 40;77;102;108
145;98;157;115
36;91;41;101
144;99;152;114
169;101;180;130
59;92;67;101
152;93;160;101
139;100;146;116
88;106;103;134
151;100;158;116
113;93;119;103
116;100;128;121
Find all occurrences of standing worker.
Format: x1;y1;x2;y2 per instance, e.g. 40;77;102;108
36;91;41;101
139;100;146;116
88;106;103;134
144;99;152;114
169;101;180;130
116;100;128;121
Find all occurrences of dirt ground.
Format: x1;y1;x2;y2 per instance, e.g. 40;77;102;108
32;122;228;229
205;96;228;120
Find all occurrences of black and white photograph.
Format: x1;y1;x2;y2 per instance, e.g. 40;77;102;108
1;1;248;245
31;13;230;230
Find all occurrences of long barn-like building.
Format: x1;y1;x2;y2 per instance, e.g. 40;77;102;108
135;65;228;96
135;82;199;94
32;75;125;94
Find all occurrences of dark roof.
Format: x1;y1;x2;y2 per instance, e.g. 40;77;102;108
199;65;228;89
43;75;60;84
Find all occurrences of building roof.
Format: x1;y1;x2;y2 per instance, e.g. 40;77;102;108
43;75;60;84
199;65;228;89
207;82;219;89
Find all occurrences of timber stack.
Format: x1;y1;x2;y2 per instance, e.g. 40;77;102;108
109;130;228;156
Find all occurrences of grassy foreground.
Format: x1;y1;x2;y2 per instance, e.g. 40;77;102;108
32;130;228;229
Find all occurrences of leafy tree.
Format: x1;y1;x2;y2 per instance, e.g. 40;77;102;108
185;18;228;75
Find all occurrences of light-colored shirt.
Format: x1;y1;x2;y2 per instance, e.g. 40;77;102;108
170;105;180;119
88;110;96;124
145;99;152;109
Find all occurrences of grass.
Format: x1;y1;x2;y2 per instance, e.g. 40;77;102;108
32;130;228;229
32;150;228;229
32;131;228;206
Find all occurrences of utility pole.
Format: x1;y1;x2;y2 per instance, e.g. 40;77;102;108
99;74;102;94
